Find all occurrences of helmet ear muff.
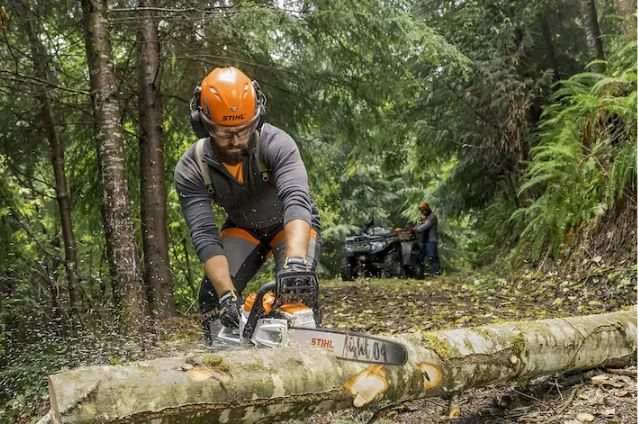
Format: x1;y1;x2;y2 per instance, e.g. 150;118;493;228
252;80;267;130
189;86;209;139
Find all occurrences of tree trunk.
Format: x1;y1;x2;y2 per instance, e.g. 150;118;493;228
80;0;147;337
136;0;176;320
580;0;605;72
613;0;637;38
16;0;80;316
47;307;636;424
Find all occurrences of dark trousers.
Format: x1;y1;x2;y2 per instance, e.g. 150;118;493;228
416;241;440;278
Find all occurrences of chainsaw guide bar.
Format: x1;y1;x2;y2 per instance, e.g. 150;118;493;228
289;327;408;366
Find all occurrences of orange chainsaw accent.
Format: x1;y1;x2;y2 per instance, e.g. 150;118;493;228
243;290;276;314
278;303;312;314
243;293;310;316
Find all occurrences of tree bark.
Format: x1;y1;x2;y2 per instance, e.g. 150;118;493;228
80;0;147;337
16;0;80;315
48;307;636;424
579;0;605;72
136;0;176;320
613;0;637;38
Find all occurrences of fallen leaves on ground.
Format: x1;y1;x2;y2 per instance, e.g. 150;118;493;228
296;265;636;424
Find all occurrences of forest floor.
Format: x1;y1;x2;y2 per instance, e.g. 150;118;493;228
22;262;637;424
278;262;638;424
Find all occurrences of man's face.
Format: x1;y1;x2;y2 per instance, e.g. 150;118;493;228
210;131;252;165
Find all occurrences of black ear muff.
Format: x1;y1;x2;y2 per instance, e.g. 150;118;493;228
252;80;267;130
189;86;209;139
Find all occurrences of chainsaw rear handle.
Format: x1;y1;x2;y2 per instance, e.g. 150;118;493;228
242;281;276;340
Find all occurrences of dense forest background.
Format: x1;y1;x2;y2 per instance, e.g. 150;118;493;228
0;0;635;421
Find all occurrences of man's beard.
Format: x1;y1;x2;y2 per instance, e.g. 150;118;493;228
211;142;250;165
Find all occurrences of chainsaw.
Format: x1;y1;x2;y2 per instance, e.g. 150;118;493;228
209;271;408;366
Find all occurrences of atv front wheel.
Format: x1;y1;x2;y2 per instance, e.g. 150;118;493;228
340;257;357;281
382;247;404;278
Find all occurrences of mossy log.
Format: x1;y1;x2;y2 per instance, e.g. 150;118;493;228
48;307;636;424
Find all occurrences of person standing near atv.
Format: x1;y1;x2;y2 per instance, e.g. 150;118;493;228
415;200;440;278
174;67;322;344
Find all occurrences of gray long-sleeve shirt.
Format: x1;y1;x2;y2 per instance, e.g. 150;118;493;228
174;123;321;263
416;212;438;243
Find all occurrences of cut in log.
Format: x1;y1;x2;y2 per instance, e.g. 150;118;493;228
48;307;636;423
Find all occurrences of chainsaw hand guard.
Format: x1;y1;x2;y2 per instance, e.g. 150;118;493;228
274;270;322;327
273;270;318;310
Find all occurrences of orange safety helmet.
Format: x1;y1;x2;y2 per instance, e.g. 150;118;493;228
199;67;258;127
418;200;430;211
189;67;266;139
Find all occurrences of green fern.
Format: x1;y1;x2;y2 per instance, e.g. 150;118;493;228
512;40;637;260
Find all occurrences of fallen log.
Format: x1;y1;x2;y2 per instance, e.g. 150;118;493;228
48;307;636;424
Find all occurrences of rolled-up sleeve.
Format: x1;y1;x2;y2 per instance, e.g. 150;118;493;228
263;132;313;225
174;147;224;262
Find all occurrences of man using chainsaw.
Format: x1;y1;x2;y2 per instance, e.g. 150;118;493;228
415;200;440;278
174;66;322;344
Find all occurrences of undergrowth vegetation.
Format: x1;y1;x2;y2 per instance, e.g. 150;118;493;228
512;40;636;261
475;39;637;266
0;302;145;422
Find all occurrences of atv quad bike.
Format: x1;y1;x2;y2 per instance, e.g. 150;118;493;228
340;226;418;281
207;270;408;366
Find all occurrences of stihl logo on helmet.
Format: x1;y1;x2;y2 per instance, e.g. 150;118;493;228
222;114;246;121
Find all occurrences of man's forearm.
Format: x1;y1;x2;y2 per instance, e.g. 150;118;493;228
284;219;310;259
202;255;236;296
416;218;432;234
